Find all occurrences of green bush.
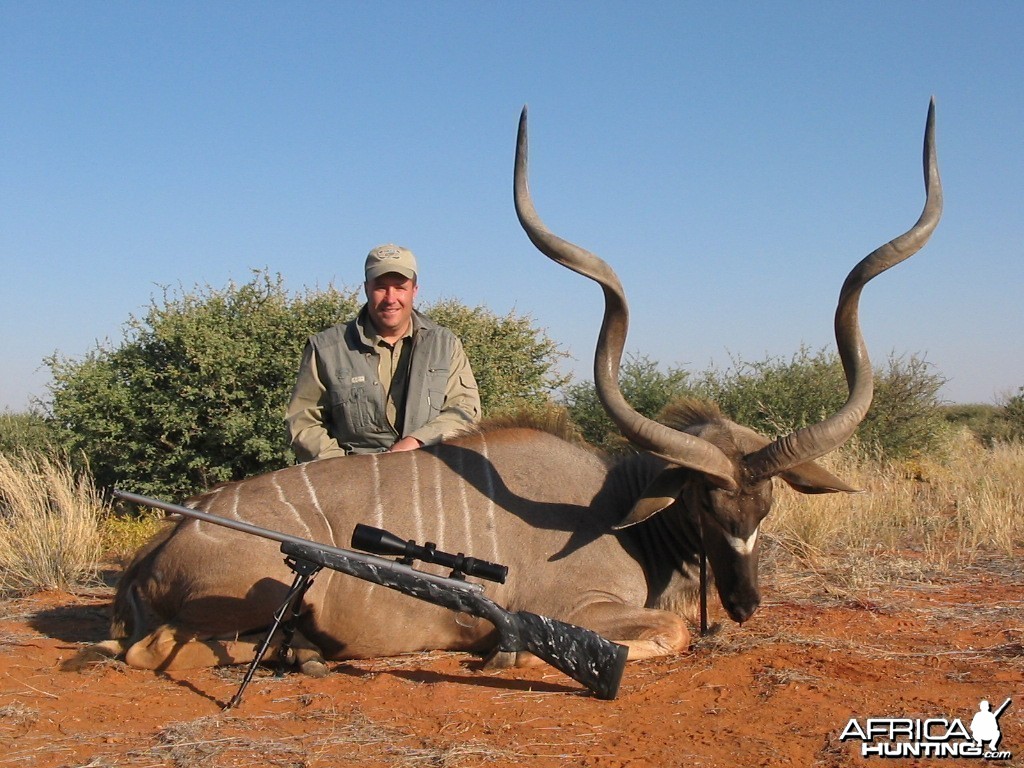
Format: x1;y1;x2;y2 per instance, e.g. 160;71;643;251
693;346;845;437
0;410;56;456
561;355;692;452
859;354;950;458
421;299;568;415
47;271;359;499
694;347;948;459
940;391;1024;446
44;270;567;499
1002;387;1024;442
564;346;948;460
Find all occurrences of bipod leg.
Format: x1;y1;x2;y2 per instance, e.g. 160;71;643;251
274;559;321;678
224;556;321;710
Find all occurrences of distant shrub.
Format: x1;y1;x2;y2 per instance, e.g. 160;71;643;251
0;410;56;456
1001;387;1024;442
940;404;1012;446
939;389;1024;447
561;355;693;452
46;271;359;499
564;346;948;460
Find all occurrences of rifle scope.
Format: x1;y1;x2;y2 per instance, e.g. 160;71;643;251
351;524;508;584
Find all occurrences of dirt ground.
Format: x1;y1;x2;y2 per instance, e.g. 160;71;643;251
0;559;1021;768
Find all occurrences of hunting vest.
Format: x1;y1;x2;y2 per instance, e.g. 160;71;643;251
309;309;457;454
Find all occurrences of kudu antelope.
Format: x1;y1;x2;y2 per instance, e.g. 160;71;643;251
77;102;941;680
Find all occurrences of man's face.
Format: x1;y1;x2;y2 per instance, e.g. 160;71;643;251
365;273;418;339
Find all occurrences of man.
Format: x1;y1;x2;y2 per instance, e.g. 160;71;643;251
285;244;481;460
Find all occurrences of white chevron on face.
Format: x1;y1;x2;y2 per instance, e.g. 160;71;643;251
724;527;759;556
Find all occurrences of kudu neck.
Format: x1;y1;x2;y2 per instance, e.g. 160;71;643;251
616;461;706;611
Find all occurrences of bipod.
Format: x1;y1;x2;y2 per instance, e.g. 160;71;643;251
224;555;321;710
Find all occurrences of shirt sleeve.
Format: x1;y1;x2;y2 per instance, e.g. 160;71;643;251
284;340;348;462
406;337;481;447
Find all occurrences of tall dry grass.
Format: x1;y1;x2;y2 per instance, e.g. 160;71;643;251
0;451;107;594
766;428;1023;584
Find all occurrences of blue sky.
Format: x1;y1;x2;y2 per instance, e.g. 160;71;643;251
2;2;1022;412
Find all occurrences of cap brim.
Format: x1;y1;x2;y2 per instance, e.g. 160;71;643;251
365;266;417;281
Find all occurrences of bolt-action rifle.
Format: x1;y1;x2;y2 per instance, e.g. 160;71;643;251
114;489;628;707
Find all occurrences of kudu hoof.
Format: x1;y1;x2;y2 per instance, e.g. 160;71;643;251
61;641;126;671
298;658;329;678
482;649;517;669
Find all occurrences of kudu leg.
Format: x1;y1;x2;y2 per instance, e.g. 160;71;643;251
563;602;691;661
124;623;328;675
483;602;689;669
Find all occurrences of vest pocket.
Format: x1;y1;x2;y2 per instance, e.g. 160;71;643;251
330;374;373;434
425;367;448;418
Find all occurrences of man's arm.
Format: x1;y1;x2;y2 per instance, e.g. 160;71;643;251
405;338;481;447
285;341;348;462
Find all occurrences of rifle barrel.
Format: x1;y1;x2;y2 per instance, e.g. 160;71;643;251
112;489;484;595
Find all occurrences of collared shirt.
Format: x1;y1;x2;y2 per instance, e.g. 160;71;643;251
358;311;413;431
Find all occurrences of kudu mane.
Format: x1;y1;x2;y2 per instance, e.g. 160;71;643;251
656;398;770;461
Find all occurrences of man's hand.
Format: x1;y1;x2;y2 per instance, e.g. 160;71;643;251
388;436;424;453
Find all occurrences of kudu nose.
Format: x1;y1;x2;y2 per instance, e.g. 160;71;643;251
726;595;761;625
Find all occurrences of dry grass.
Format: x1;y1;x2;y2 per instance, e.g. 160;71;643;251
765;428;1023;584
0;701;40;728
0;452;106;595
99;508;168;563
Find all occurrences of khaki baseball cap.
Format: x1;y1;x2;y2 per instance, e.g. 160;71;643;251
364;244;418;282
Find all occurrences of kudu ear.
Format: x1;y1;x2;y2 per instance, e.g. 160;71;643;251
613;467;690;529
778;461;861;494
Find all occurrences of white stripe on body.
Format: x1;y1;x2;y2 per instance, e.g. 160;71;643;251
370;454;385;529
297;462;338;597
187;497;221;542
410;451;423;543
478;436;500;563
456;447;472;553
272;473;314;538
362;454;387;609
300;463;336;546
194;484;249;542
432;451;445;549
